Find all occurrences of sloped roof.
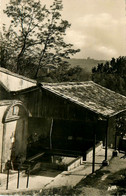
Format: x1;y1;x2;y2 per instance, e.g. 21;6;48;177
41;81;126;117
0;100;22;106
0;67;36;92
0;67;36;83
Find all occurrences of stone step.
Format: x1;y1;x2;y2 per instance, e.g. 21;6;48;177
30;156;83;174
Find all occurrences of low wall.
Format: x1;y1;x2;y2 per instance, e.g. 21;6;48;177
86;141;103;161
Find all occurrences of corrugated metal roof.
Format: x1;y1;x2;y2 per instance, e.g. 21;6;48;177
41;81;126;117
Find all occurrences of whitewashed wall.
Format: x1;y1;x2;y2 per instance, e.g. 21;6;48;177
0;68;36;91
0;105;8;171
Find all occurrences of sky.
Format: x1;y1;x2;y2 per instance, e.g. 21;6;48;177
1;0;126;60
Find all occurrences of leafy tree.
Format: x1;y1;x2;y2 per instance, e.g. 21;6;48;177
92;56;126;96
1;0;80;79
116;115;126;136
47;65;83;82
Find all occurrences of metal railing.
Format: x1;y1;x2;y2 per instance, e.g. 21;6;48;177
5;159;30;190
5;152;45;190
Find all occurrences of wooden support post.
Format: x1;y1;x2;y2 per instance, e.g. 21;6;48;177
105;126;108;161
50;119;53;150
6;168;9;190
92;130;96;174
26;166;30;188
115;132;117;151
102;119;109;166
17;168;20;189
113;132;118;157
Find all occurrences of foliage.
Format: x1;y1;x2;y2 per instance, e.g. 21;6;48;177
92;56;126;96
69;58;106;72
0;0;80;80
40;65;85;82
92;57;126;75
115;114;126;136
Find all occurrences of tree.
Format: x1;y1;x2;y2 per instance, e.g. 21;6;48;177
0;25;20;71
1;0;80;79
47;65;83;82
2;0;49;75
92;56;126;96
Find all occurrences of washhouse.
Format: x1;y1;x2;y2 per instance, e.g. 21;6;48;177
13;81;126;162
1;67;126;166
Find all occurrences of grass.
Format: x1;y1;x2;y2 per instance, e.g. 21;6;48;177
107;168;126;195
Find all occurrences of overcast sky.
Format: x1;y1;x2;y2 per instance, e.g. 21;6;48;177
1;0;126;60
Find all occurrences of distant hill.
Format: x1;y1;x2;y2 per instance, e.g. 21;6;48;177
68;58;106;73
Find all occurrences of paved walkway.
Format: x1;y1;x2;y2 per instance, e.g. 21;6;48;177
0;148;113;194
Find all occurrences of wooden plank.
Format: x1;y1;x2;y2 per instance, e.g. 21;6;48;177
27;152;45;162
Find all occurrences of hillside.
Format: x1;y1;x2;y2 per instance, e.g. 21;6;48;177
68;58;106;73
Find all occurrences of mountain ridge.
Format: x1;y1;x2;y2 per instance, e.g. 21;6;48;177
68;58;107;72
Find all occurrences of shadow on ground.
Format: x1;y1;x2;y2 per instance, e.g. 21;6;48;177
75;166;126;195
